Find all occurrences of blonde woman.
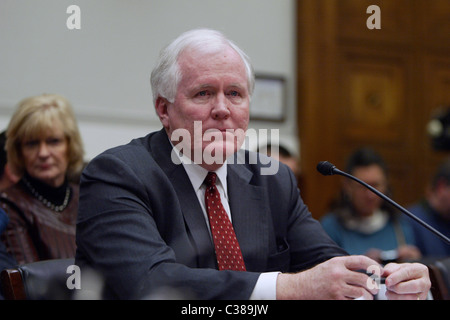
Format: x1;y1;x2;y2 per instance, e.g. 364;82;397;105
0;94;85;264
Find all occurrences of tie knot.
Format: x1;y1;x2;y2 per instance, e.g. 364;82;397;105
205;172;217;187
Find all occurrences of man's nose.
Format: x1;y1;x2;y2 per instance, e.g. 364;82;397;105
211;93;230;120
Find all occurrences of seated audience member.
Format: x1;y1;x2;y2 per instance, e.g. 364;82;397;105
0;94;85;264
408;158;450;258
75;29;430;300
321;147;422;264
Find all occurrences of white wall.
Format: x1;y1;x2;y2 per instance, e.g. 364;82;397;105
0;0;298;160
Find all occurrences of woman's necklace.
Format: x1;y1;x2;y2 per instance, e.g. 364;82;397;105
22;177;71;213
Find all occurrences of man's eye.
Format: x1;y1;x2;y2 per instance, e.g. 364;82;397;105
229;91;240;97
196;91;208;97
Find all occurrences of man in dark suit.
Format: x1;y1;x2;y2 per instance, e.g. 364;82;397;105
75;29;430;300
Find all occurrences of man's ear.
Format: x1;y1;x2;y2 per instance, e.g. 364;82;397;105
155;97;170;129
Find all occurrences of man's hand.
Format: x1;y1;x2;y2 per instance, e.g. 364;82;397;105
276;255;380;300
276;255;431;300
382;262;431;300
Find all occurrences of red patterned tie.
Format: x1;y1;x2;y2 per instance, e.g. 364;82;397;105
204;172;246;271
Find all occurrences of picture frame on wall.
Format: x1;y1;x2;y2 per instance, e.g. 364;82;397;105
250;74;286;122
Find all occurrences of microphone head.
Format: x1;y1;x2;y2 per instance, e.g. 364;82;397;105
317;161;337;176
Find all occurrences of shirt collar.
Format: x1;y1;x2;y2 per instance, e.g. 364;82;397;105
170;142;228;192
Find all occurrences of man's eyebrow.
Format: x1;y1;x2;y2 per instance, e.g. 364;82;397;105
192;84;242;89
189;82;247;92
229;83;245;89
190;84;213;90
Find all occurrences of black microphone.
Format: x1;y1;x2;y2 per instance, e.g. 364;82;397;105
317;161;450;245
317;161;338;176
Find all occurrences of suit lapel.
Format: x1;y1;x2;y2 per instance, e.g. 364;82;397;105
227;162;270;272
169;166;217;268
150;130;269;270
151;130;216;268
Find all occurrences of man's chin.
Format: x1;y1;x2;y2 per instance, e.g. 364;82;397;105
198;142;238;166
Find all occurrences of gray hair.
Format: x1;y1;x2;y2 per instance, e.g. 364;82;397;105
150;28;255;105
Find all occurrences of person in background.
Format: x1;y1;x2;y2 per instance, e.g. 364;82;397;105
260;143;300;178
408;157;450;258
321;147;422;264
0;130;20;299
0;94;85;265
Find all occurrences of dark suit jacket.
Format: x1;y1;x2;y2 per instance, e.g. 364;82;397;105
75;129;347;299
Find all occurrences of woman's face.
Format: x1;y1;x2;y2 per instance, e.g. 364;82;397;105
21;126;69;187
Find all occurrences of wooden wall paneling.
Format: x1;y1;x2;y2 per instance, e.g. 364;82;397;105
415;0;450;193
416;0;450;46
296;0;341;219
420;56;450;191
335;47;417;207
337;48;407;145
296;0;450;219
336;0;415;44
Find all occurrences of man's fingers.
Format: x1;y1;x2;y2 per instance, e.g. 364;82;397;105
341;255;381;272
382;263;431;299
383;262;426;288
332;255;382;297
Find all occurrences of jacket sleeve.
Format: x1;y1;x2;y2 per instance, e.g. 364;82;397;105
0;196;40;264
75;150;260;299
266;163;348;272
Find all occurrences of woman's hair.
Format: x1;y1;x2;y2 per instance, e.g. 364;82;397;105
6;93;85;180
150;28;255;105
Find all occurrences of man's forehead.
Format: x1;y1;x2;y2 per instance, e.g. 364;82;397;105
178;45;244;67
177;48;247;84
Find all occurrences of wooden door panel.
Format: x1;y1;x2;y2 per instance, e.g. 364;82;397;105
338;49;407;144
